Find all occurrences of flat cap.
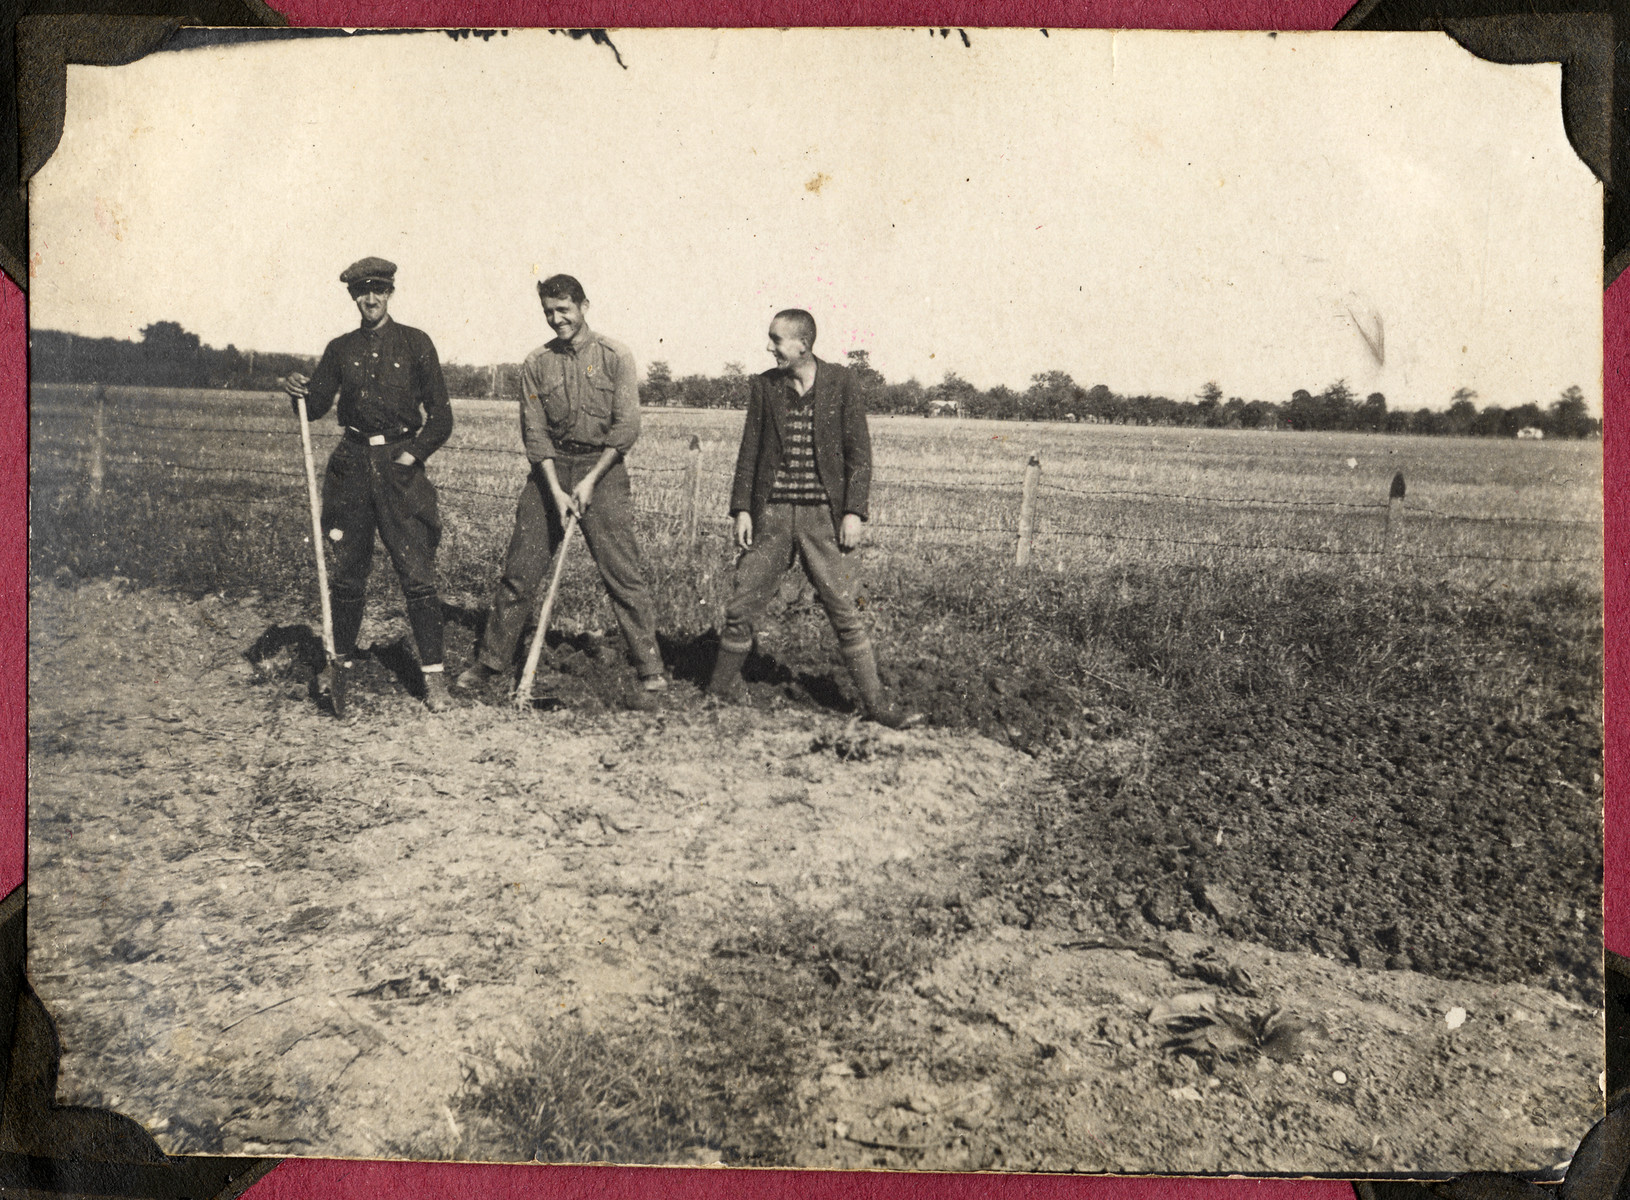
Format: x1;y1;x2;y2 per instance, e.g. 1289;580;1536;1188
339;256;397;286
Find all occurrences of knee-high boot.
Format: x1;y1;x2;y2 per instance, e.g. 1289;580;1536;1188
331;595;366;662
406;595;446;667
840;642;923;730
707;642;750;698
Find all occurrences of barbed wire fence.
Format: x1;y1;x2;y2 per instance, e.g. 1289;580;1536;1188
30;385;1604;573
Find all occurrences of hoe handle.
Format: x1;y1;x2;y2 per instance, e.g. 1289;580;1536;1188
514;515;578;709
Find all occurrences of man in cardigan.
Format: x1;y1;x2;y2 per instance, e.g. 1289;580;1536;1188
708;309;920;729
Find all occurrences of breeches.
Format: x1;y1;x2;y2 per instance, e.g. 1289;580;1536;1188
321;439;442;601
319;439;444;662
720;502;869;656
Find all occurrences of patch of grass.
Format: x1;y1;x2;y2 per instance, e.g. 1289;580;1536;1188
31;476;309;602
460;1018;787;1165
459;980;810;1165
463;897;965;1164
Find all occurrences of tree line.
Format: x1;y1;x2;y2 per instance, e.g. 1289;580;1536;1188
31;325;1598;439
31;325;318;394
641;352;1598;439
29;324;505;399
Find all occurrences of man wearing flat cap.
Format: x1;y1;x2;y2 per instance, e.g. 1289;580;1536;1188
283;256;455;711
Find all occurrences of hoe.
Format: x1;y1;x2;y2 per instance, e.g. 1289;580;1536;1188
514;514;579;710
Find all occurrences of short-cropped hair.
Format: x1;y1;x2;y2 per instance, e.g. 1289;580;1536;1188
773;308;817;346
538;274;588;305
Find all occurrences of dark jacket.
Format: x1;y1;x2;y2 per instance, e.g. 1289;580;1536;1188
302;319;453;462
729;357;872;534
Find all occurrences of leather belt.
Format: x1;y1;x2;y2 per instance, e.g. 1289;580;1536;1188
345;426;413;446
554;439;606;456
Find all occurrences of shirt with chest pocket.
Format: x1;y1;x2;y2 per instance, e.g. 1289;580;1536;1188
519;332;641;461
303;320;454;462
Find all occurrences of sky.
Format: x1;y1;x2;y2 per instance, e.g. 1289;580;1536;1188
30;27;1602;412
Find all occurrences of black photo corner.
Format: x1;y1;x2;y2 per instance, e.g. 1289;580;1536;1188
1;0;1624;1197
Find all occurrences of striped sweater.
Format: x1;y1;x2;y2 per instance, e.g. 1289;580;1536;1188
769;386;829;504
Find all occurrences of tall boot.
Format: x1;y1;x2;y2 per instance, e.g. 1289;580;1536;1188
840;642;923;730
330;595;366;662
707;642;750;700
406;595;446;670
421;668;452;713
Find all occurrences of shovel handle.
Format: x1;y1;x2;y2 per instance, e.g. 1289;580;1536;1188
294;392;337;662
514;514;579;709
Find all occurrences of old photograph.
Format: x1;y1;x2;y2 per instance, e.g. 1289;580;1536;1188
25;27;1604;1172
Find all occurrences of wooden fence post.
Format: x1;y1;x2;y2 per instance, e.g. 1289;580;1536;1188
685;435;703;546
89;384;106;497
1384;471;1405;551
1016;452;1040;566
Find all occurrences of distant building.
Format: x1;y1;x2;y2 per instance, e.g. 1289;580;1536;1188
1516;426;1545;440
927;399;962;418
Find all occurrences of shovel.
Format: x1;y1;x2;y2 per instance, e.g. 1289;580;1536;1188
292;385;345;716
514;513;579;709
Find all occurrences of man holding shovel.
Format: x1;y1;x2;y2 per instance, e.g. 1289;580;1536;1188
707;308;920;729
456;274;666;698
282;257;454;712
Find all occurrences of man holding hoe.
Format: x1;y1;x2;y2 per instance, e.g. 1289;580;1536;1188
282;257;455;713
456;274;667;697
707;308;921;729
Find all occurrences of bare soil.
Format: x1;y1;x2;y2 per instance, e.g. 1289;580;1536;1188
27;579;1602;1173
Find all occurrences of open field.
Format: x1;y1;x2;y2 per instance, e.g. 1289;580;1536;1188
26;385;1605;1171
31;385;1604;581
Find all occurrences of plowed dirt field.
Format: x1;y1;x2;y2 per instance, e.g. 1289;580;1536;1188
27;578;1602;1173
